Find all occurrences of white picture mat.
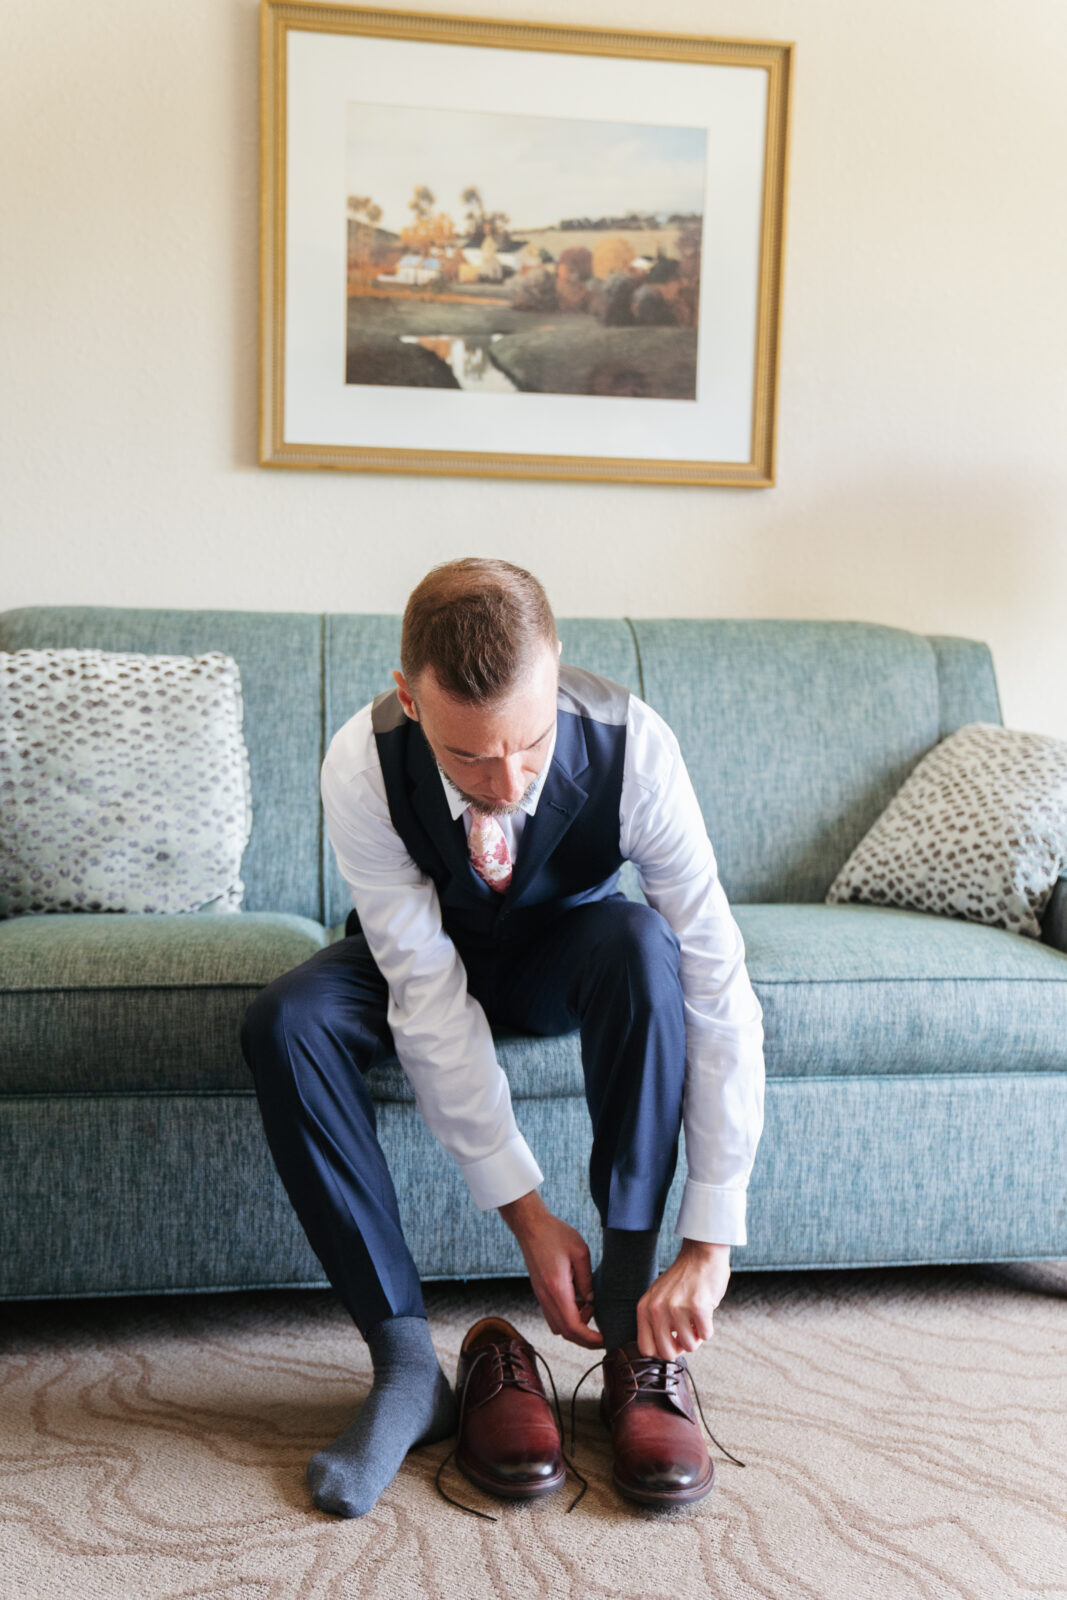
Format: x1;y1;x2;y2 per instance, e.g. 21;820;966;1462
283;29;769;463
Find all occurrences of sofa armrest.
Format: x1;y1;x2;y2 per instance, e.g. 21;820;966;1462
1042;873;1067;952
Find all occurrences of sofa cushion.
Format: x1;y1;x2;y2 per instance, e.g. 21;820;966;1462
0;648;253;917
357;900;1067;1105
0;913;330;1094
739;903;1067;1076
0;909;588;1102
826;722;1067;938
0;609;325;922
6;902;1063;1101
365;1027;588;1105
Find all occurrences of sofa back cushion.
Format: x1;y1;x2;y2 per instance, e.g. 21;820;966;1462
631;620;1001;903
0;609;1002;916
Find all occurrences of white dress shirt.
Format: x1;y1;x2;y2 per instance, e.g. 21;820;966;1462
321;689;765;1247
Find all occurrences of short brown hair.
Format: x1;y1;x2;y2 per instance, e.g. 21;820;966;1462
401;558;558;703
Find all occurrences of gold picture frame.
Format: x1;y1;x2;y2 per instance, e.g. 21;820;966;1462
260;2;793;486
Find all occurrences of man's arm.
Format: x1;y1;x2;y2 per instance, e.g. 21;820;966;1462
321;714;543;1209
621;697;766;1359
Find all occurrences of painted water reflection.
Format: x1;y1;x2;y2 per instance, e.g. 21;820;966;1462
398;334;518;393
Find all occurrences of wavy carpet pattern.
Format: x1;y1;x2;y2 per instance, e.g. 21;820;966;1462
1;1263;1065;1600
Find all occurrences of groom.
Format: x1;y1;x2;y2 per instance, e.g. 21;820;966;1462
241;557;765;1515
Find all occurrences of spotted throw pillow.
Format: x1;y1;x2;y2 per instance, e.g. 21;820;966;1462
0;649;253;917
825;722;1067;938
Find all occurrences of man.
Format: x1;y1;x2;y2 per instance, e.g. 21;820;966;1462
241;558;764;1517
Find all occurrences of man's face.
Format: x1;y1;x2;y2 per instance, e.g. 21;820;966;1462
393;641;560;815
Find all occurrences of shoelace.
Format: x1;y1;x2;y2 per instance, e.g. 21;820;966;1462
435;1342;588;1521
570;1352;747;1468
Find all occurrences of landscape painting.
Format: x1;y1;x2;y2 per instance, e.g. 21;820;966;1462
262;4;792;483
344;104;707;401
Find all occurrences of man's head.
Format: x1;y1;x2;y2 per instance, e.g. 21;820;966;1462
393;558;561;816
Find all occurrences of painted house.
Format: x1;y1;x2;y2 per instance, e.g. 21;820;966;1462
378;253;439;285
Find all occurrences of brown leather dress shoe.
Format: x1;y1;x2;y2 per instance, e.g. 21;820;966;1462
454;1317;565;1500
601;1342;714;1507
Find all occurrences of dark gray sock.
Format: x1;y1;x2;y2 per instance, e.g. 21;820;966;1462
306;1315;457;1517
593;1227;661;1352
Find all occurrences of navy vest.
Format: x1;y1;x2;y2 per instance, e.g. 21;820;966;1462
369;665;629;952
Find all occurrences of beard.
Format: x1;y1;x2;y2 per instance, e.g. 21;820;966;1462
414;722;542;816
436;763;540;817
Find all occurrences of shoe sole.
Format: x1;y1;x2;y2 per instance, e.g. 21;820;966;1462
457;1455;566;1501
611;1463;715;1508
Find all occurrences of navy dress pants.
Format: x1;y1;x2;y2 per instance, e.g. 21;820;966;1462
240;895;686;1335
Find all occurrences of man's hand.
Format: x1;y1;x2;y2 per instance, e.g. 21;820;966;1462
636;1239;731;1362
499;1190;603;1349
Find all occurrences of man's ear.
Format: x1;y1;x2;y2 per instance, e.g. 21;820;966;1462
392;669;419;721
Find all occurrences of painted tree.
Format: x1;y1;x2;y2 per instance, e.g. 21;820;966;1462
397;183;460;253
461;185;512;248
347;195;383;226
409;185;436;221
346;194;390;283
400;211;457;252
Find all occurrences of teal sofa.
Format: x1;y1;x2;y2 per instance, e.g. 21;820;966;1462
1;607;1065;1300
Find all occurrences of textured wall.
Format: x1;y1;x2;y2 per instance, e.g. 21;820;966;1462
2;0;1066;733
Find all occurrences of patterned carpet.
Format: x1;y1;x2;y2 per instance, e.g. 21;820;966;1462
1;1263;1065;1600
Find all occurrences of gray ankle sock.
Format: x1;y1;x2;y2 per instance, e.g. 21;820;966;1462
593;1227;661;1351
306;1315;457;1517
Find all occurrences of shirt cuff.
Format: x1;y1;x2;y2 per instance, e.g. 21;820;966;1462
674;1179;748;1247
459;1135;544;1210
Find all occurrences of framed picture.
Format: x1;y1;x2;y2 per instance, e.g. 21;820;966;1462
260;2;793;486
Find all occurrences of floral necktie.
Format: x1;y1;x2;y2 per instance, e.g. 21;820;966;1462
467;807;513;894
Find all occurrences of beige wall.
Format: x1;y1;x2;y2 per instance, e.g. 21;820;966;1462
3;0;1065;732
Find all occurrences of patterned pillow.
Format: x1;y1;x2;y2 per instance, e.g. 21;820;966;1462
0;649;253;916
825;722;1067;938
